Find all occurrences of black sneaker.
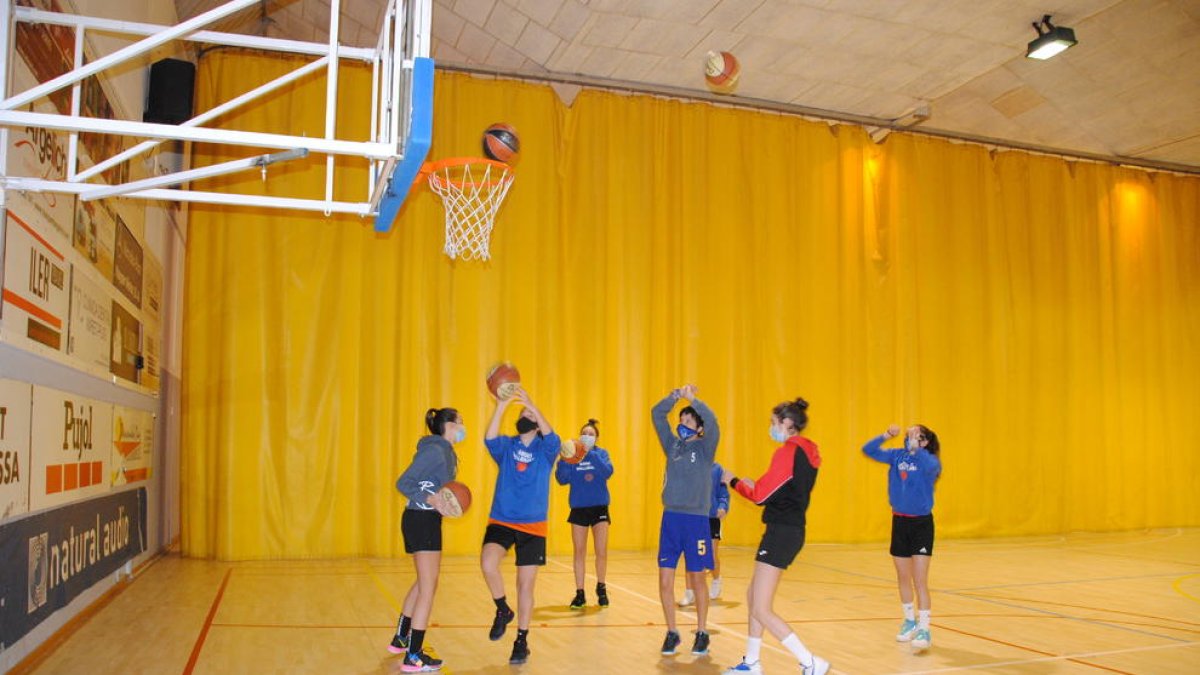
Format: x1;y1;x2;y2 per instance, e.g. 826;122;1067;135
387;632;409;654
661;630;681;655
401;649;443;672
488;608;515;641
509;639;530;665
596;583;609;607
691;630;710;655
569;589;586;609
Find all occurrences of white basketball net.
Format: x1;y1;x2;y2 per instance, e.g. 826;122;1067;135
426;159;515;261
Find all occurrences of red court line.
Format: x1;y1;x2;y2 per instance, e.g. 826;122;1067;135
960;592;1200;628
934;623;1136;674
183;568;232;675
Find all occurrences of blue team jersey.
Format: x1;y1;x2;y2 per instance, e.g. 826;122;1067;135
484;431;561;523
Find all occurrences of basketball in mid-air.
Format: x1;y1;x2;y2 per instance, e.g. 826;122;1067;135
704;51;740;94
483;123;520;163
486;362;521;399
440;480;472;517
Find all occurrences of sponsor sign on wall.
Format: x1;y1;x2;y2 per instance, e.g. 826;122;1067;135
0;380;32;523
2;211;69;352
66;269;112;372
0;488;146;650
109;301;141;384
28;387;111;511
111;406;152;486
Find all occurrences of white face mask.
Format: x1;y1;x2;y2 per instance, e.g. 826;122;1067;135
580;435;596;449
453;426;466;444
769;424;788;443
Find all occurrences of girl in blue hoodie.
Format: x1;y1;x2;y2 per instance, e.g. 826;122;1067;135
389;407;465;672
555;418;614;609
862;424;942;654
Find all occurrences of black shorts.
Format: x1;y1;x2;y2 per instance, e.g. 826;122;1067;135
483;523;547;566
709;517;723;541
890;514;934;557
401;509;442;553
755;523;805;569
568;505;611;527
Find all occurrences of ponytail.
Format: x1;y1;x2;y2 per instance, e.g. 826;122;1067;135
773;397;809;432
425;407;459;436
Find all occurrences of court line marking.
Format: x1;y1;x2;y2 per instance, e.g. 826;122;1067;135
930;623;1134;674
546;558;822;667
183;568;232;675
1173;574;1200;604
889;639;1198;674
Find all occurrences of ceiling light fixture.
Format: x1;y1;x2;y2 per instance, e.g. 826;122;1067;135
1026;15;1077;60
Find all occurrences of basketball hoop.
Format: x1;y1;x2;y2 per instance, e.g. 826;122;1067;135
423;157;515;261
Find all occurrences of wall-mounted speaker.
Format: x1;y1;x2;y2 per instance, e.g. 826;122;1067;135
144;58;195;125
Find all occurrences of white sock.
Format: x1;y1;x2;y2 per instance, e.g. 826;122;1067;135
902;602;915;621
918;609;931;629
745;637;763;663
781;633;812;664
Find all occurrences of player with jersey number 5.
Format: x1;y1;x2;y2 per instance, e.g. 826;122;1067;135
650;384;719;657
862;423;942;653
389;407;466;673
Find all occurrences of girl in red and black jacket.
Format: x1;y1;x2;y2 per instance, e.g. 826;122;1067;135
720;398;830;675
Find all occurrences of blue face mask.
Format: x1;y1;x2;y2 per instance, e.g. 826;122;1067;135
580;435;596;449
769;425;788;443
454;426;466;444
677;424;697;440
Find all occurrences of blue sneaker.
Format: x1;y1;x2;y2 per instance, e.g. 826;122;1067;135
912;628;931;652
896;618;919;642
723;658;763;673
661;630;681;655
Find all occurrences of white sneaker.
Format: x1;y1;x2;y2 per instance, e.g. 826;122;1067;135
710;577;723;599
912;628;931;652
723;658;763;673
678;588;695;607
801;655;830;675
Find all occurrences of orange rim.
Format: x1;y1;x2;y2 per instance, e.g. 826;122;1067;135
420;156;515;188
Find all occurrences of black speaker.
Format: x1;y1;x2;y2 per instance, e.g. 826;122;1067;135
144;58;195;125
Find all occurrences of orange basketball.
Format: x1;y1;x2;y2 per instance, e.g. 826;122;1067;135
483;123;520;163
704;50;741;93
560;438;589;465
440;480;472;518
486;362;521;399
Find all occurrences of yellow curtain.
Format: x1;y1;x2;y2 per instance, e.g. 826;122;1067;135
183;51;1200;560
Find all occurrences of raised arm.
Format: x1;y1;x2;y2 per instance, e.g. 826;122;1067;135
688;395;719;458
592;448;614;478
485;395;513;440
513;388;554;436
730;445;795;505
651;389;681;453
862;425;900;463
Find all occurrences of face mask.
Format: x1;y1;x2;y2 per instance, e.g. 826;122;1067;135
580;435;596;449
516;417;538;434
769;425;788;443
905;436;919;451
677;424;697;440
453;426;466;444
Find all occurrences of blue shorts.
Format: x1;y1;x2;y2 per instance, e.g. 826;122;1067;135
657;511;714;573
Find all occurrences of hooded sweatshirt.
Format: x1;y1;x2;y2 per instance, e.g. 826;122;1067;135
395;435;458;511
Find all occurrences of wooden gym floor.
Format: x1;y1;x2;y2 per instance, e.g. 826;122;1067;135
18;528;1200;674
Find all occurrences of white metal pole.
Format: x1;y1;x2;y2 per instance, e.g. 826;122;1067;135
0;110;396;158
324;0;341;204
0;0;11;291
14;7;375;62
3;178;370;215
67;24;84;180
80;148;307;201
1;0;258;111
74;55;330;183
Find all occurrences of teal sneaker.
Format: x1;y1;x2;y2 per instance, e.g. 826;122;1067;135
912;628;931;652
896;618;919;642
